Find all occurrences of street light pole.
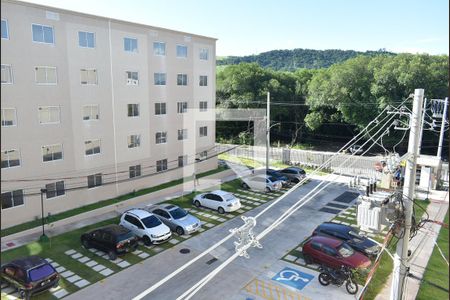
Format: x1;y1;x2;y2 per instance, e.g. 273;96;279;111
266;92;270;175
40;188;48;241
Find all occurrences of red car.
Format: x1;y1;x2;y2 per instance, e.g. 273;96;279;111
302;236;371;270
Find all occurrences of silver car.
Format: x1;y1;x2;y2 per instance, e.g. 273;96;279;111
148;204;201;236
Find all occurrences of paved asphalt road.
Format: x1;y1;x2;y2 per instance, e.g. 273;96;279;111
66;179;357;300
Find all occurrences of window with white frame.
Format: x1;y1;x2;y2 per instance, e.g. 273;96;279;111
126;71;139;85
199;126;208;137
129;164;141;178
32;24;54;44
177;102;188;114
176;45;187;58
127;104;140;117
1;65;13;84
199;101;208;112
124;37;138;52
155;132;167;144
45;181;65;198
85;139;101;155
178;129;188;140
87;173;102;188
1;149;20;168
78;31;95;48
1;108;16;127
1;190;24;209
80;69;97;85
154;73;166;85
200;150;207;159
38;106;60;124
42;144;63;162
178;155;187;167
199;48;209;60
199;75;208;86
156;159;168;172
35;66;57;85
153;42;166;56
1;19;9;40
155;102;166;115
82;105;99;120
128;135;141;148
177;74;188;86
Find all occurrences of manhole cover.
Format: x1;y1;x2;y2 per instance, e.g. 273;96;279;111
180;248;190;254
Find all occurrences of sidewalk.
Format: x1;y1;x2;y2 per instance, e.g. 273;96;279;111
1;169;237;252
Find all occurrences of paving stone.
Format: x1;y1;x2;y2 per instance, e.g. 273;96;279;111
132;250;143;255
169;239;180;244
209;215;219;220
64;249;76;255
60;270;74;278
88;248;97;253
71;253;82;259
153;246;164;252
85;260;98;267
296;246;303;252
198;228;205;232
237;209;245;213
117;261;131;268
112;258;123;263
204;223;214;228
56;266;66;273
99;268;114;276
53;289;69;299
217;218;227;222
92;264;106;272
138;252;150;259
78;256;90;263
66;275;82;283
244;206;252;210
2;286;15;294
225;214;234;218
101;254;109;259
295;257;305;265
74;279;90;288
1;282;9;289
284;255;297;262
50;262;60;268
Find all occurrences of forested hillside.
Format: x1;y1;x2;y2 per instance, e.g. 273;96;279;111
217;48;395;70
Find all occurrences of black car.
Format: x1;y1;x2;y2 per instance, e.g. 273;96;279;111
312;222;379;258
81;224;138;260
278;167;306;183
266;169;290;187
0;256;59;299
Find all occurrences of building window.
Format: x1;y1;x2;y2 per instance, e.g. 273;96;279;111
129;164;141;178
85;139;101;155
155;132;167;144
1;149;20;168
178;155;187;167
1;65;13;84
32;24;54;44
38;106;60;124
1;19;9;40
42;144;63;162
124;37;138;52
199;75;208;86
177;74;188;86
1;108;16;127
154;73;166;85
177;102;188;114
155;102;166;115
80;69;97;85
127;104;140;117
199;101;208;112
45;181;65;199
83;105;99;120
128;135;141;148
78;31;95;48
153;42;166;56
126;71;139;85
156;159;168;172
176;45;187;58
1;190;24;209
200;126;208;137
200;150;208;159
35;66;57;85
177;129;188;140
87;173;102;188
199;48;209;60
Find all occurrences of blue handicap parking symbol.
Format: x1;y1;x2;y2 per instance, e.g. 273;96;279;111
272;267;314;291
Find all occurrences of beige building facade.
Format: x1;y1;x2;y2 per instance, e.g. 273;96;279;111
1;0;217;228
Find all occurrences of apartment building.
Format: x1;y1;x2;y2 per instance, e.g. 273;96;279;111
1;0;217;228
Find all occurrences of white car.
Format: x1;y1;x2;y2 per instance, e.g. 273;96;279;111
242;175;283;192
120;209;172;245
193;190;241;214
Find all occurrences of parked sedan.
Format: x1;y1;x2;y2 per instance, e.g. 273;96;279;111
312;222;379;258
266;169;290;187
241;175;283;192
149;204;202;235
0;256;59;298
302;235;371;270
278;167;306;183
193;190;241;213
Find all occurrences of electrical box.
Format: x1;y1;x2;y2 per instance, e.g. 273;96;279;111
356;190;392;232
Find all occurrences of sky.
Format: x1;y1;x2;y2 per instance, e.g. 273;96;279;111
20;0;449;56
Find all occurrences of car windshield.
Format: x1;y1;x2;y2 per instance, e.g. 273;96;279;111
117;231;134;242
170;208;188;220
28;264;55;281
224;194;235;201
141;215;162;228
349;230;364;242
269;176;278;182
338;243;355;258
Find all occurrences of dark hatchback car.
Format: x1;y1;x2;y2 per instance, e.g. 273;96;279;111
81;224;138;260
0;256;59;298
302;235;371;270
278;167;306;183
312;222;379;258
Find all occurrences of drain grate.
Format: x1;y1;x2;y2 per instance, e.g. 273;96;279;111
206;258;218;265
179;248;191;254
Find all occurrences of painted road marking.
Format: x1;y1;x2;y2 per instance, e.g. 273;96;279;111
244;278;311;300
272;267;314;291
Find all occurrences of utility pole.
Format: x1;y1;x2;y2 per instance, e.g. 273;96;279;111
418;98;427;155
436;97;448;159
390;89;424;300
266;92;270;174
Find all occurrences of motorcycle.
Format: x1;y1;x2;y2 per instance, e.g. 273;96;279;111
317;265;358;295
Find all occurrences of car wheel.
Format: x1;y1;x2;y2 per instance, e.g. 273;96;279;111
143;236;152;246
82;239;91;249
303;254;313;264
265;187;271;193
194;200;201;208
242;183;249;189
108;250;117;260
218;207;225;214
318;273;331;286
176;227;185;236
